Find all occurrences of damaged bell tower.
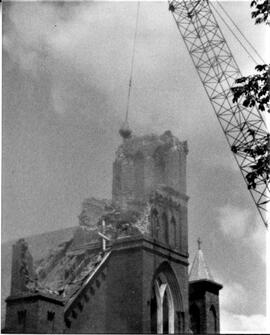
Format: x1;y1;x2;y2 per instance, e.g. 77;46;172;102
112;130;189;252
113;130;188;209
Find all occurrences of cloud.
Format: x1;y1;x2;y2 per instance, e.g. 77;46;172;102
216;210;267;331
246;217;266;263
3;2;136;116
221;309;268;333
217;204;266;263
218;204;251;239
220;282;247;314
4;2;104;73
218;279;268;333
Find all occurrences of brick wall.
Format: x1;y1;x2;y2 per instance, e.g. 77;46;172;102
66;236;189;334
105;245;144;333
66;238;144;333
5;295;64;333
66;264;108;333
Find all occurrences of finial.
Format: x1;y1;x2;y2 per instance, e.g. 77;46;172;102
197;237;202;250
119;120;132;139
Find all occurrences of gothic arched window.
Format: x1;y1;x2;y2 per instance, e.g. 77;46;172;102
209;305;217;333
150;276;174;334
170;216;176;248
134;151;144;199
151;208;159;239
162;213;169;244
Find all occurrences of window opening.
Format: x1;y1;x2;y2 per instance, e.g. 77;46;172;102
190;304;200;334
209;305;217;333
18;310;27;324
47;311;55;321
163;290;169;333
171;216;176;247
162;213;169;244
151;209;160;239
17;310;27;331
151;277;175;334
47;311;56;333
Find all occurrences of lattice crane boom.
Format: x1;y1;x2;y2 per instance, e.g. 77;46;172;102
168;0;269;228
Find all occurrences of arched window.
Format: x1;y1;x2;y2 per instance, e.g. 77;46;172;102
190;304;200;334
163;290;169;333
153;146;166;185
161;213;169;244
134;151;144;199
151;208;159;239
170;216;176;248
150;286;158;333
150;276;174;334
209;305;217;333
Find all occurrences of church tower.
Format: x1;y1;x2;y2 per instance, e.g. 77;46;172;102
109;130;190;333
112;130;189;254
189;239;222;334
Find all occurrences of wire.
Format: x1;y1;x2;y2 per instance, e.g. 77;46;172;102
125;1;140;123
210;3;259;66
216;1;266;64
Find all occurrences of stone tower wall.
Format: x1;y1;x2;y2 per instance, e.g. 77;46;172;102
189;281;222;334
112;131;188;211
149;188;188;254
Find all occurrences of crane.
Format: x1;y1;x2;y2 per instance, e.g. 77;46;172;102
168;0;269;228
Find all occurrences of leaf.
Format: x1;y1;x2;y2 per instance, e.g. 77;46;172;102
259;103;265;111
243;99;250;107
235;77;247;83
255;64;267;71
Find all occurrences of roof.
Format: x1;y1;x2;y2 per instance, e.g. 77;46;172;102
189;238;214;282
31;203;150;302
35;233;104;301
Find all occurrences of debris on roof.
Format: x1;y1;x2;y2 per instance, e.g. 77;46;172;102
11;198;153;302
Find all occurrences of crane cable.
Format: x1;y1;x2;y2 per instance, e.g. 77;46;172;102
210;3;263;66
216;1;266;64
124;1;140;124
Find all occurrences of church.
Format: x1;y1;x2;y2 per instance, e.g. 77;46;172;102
4;129;222;333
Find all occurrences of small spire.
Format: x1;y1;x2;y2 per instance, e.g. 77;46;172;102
189;238;213;281
197;237;202;250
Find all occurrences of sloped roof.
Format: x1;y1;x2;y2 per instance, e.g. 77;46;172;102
34;205;150;301
35;228;103;300
189;239;213;282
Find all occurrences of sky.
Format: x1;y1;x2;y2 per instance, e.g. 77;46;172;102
2;0;269;332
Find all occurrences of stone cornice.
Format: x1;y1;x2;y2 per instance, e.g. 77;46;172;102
112;235;189;265
6;292;65;306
